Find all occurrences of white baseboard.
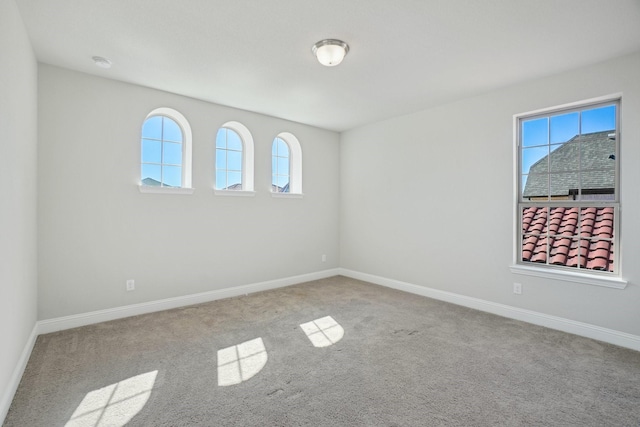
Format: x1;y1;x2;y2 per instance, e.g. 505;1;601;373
38;268;340;335
0;324;38;423
338;268;640;352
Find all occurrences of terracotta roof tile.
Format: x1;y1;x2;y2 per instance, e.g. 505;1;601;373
521;206;614;272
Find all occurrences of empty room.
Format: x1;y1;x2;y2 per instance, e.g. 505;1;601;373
2;0;640;425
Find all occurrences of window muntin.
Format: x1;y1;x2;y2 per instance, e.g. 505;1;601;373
272;137;290;193
141;116;184;187
215;128;244;190
517;99;619;275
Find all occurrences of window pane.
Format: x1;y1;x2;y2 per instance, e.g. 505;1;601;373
580;169;615;198
550;112;579;144
521;206;547;235
278;157;289;175
142;139;162;163
527;239;548;264
142;116;162;140
566;239;588;269
548;142;578;172
584;240;614;272
216;148;227;169
548;172;578;198
276;175;289;190
226;130;242;151
277;138;289;156
216;128;227;149
580;207;614;238
522;146;548;174
522;174;548;199
272;140;278;156
521;233;540;262
162;118;182;142
227;150;242;171
272;157;277;175
215;170;227;190
549;235;572;266
163;142;182;165
163;165;182;187
141;164;161;185
581;105;615;134
551;207;579;237
227;172;242;188
522;117;548;147
580;132;616;170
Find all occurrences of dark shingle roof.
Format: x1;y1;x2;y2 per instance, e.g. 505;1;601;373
523;130;615;198
521;206;614;272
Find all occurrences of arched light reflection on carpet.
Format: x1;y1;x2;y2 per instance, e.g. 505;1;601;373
65;370;157;427
300;316;344;347
217;337;268;386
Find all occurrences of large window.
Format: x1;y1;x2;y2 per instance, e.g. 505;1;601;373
140;108;192;192
517;98;620;276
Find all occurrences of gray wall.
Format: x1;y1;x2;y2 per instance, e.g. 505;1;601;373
0;0;38;415
38;65;340;320
340;52;640;335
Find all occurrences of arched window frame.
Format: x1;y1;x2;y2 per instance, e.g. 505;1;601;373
214;121;255;196
272;132;302;197
139;107;193;194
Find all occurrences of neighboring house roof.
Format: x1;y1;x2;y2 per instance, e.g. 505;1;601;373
521;206;614;272
224;183;243;190
142;177;164;187
523;130;615;198
271;183;289;193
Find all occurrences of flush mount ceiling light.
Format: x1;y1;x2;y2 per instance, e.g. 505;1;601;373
92;56;112;69
312;39;349;67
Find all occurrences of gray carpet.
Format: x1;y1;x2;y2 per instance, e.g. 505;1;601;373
5;276;640;426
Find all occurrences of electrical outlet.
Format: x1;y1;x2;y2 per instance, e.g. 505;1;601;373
126;279;135;291
322;254;327;262
513;283;522;295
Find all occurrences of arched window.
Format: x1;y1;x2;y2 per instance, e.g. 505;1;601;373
271;137;290;193
271;132;302;196
215;121;254;194
139;108;192;193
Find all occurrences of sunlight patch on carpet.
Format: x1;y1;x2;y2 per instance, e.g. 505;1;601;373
217;337;268;386
65;370;157;427
300;316;344;347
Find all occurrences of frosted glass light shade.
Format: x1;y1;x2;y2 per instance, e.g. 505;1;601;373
312;39;349;67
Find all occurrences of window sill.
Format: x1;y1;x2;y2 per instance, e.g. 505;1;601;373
139;185;195;195
271;192;303;199
213;189;256;197
510;264;627;289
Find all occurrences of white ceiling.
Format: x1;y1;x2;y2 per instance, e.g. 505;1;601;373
15;0;640;132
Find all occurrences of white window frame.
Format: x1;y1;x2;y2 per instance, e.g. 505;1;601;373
214;121;255;197
511;94;627;289
139;107;193;195
271;132;302;198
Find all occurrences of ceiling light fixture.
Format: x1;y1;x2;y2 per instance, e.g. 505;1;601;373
92;56;112;69
312;39;349;67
